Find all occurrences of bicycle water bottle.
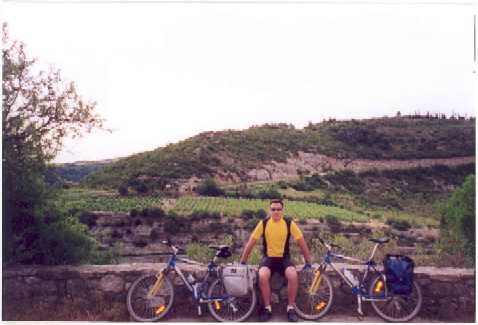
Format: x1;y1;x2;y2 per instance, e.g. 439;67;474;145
343;269;359;287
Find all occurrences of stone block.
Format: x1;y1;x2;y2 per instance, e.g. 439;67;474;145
99;274;124;293
66;278;92;300
430;282;454;297
3;278;30;301
24;276;41;285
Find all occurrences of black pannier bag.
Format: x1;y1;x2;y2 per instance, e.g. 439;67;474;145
383;254;415;295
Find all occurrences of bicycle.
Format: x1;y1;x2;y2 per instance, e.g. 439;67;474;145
126;239;257;322
294;236;423;322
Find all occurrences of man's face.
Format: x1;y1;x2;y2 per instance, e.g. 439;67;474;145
270;202;284;220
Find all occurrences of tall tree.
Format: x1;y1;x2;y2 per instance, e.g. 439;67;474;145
2;23;105;264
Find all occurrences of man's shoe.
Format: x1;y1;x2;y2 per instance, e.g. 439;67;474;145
259;308;272;322
287;308;299;322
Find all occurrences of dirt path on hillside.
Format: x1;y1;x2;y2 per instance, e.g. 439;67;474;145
242;154;475;182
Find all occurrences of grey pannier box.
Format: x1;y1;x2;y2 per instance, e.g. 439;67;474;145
222;264;255;297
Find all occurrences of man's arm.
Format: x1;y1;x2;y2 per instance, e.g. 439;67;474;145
239;236;257;264
296;237;312;264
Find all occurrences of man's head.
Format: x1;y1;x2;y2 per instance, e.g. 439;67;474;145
270;198;284;221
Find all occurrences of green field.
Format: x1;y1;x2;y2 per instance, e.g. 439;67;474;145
54;188;163;213
55;188;441;227
172;196;368;221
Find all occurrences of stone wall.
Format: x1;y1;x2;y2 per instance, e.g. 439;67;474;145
2;263;475;322
84;211;438;263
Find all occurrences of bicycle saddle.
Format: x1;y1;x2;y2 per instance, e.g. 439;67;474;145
209;245;232;258
208;245;230;250
368;237;390;244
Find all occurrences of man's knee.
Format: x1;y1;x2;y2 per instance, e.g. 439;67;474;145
259;266;271;283
285;266;298;281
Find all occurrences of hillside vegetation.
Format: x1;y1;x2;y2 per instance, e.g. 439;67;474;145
83;117;475;190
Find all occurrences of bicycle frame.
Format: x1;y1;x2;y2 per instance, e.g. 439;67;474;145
316;241;389;302
149;245;231;305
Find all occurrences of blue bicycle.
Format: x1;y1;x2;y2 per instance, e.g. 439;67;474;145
294;236;422;322
126;240;257;322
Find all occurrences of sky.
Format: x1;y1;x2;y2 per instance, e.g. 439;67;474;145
3;0;477;163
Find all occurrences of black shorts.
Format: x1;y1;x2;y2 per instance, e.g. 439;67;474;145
259;257;294;276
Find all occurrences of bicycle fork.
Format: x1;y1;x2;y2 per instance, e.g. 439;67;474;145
307;266;328;312
148;272;165;298
147;271;169;316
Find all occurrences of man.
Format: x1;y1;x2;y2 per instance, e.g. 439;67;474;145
239;199;312;322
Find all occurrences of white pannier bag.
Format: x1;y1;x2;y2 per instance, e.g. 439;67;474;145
222;263;255;297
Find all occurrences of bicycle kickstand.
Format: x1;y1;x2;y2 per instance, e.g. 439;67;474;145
356;295;365;321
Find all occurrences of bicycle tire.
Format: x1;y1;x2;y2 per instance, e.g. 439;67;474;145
126;273;175;322
207;278;257;322
295;270;334;320
369;274;422;322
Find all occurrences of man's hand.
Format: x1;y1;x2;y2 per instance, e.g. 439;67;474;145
302;262;312;271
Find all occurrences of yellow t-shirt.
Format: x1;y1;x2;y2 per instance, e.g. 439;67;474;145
251;217;303;257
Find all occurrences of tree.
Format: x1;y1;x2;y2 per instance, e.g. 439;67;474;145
2;23;107;264
440;174;475;264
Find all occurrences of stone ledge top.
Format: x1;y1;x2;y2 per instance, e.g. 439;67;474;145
3;262;475;279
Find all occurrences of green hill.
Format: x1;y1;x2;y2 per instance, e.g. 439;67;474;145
83;117;475;190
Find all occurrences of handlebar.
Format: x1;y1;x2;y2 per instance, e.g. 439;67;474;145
161;239;180;255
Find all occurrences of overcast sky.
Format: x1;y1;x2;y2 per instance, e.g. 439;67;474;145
3;0;477;163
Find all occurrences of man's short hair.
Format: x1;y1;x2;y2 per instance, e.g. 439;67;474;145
270;198;284;207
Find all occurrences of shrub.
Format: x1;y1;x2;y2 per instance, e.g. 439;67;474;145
118;185;129;196
244;218;261;230
256;209;267;219
140;208;150;217
163;214;191;233
186;242;215;264
196;178;225;197
36;215;115;265
207;222;225;233
210;212;221;220
241;208;267;220
130;209;139;217
324;214;341;232
257;188;282;199
111;229;122;239
277;181;288;189
241;209;255;220
149;207;165;218
386;218;411;231
78;212;98;228
129;180;149;195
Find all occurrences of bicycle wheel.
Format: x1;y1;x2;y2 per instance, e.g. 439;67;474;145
369;274;422;322
127;273;175;322
295;269;334;320
207;278;257;322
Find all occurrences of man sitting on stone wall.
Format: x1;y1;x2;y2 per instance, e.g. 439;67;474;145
239;198;312;322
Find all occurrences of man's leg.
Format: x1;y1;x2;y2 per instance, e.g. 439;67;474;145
285;266;298;306
258;266;272;307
